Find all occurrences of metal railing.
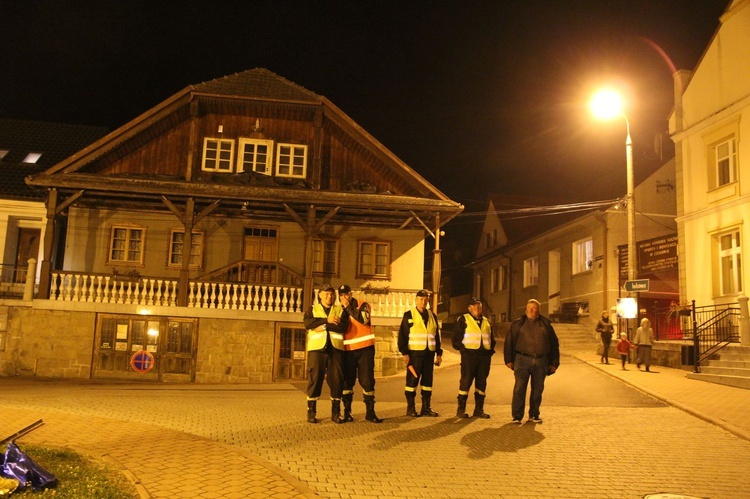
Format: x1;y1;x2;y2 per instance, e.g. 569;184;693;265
0;264;30;298
653;300;740;372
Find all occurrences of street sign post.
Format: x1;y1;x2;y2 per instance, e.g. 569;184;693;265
624;279;650;292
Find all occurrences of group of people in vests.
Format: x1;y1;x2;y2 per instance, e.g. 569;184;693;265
302;287;497;423
303;287;558;424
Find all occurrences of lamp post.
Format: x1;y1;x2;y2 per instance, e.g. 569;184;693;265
590;89;637;282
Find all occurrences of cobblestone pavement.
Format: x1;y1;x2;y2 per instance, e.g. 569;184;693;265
1;350;749;498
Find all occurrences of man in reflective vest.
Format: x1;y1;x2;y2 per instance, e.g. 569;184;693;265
397;289;443;417
339;284;382;423
452;297;495;418
302;284;348;424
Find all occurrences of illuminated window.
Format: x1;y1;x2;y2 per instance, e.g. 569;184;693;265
357;240;391;279
312;238;339;276
276;143;307;178
715;229;742;296
109;226;145;264
238;138;274;175
523;256;538;287
202;138;235;172
572;237;594;274
168;230;204;269
23;152;42;164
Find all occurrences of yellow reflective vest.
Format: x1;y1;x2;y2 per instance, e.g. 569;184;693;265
461;313;492;350
307;303;345;351
408;307;438;351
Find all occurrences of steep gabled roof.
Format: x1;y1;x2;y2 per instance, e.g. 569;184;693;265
0;119;108;200
192;68;322;102
27;69;463;228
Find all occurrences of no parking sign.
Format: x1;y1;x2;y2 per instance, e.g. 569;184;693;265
130;350;155;373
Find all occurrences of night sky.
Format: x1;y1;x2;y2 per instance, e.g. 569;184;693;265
0;0;728;209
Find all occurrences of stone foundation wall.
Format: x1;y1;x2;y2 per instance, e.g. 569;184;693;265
0;305;95;378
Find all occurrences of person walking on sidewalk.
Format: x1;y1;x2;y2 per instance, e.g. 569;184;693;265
303;284;349;424
596;310;614;364
634;317;654;372
617;332;636;370
338;284;382;423
504;299;560;424
452;297;495;418
398;289;443;417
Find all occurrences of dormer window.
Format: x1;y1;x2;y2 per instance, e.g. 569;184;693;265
201;138;234;172
276;143;307;178
23;152;43;164
238;138;273;175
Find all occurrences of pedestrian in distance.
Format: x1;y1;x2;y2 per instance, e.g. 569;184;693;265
616;332;636;370
596;310;614;364
503;298;560;424
452;297;495;418
634;317;654;372
398;289;443;417
302;284;349;424
338;284;382;423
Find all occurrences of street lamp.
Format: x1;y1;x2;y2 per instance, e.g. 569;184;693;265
590;89;637;283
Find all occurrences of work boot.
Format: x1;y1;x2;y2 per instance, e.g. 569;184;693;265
456;394;469;418
364;394;383;423
472;393;490;419
331;399;344;424
307;400;318;424
342;393;355;423
420;393;439;417
405;392;419;417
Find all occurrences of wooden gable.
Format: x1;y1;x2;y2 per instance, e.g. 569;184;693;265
28;69;461;230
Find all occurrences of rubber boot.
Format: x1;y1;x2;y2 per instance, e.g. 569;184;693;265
405;392;419;417
420;392;439;417
472;393;490;419
364;394;383;423
307;400;318;424
456;394;469;418
342;393;355;423
331;399;344;424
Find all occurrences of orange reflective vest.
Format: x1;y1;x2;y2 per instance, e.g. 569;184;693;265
343;303;375;351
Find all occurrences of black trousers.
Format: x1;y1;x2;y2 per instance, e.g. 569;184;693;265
405;351;436;394
307;346;344;400
458;349;492;394
343;346;376;395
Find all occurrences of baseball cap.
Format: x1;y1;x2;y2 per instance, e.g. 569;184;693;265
338;284;352;294
320;284;335;292
470;297;482;305
416;289;430;297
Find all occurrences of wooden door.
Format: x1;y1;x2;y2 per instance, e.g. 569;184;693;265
274;324;307;381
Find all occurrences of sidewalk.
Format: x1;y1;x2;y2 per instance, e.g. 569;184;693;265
571;350;750;442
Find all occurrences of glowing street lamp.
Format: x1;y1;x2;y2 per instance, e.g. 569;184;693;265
590;89;637;283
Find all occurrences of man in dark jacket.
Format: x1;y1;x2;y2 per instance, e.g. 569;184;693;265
504;298;560;424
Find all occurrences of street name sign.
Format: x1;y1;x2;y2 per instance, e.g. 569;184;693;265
624;279;650;292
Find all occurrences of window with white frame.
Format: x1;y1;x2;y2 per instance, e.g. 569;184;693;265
109;226;145;264
523;256;538;287
715;229;742;296
276;143;307;178
715;137;737;187
202;138;234;172
238;138;274;175
572;237;594;274
168;230;204;269
312;238;340;276
357;240;391;279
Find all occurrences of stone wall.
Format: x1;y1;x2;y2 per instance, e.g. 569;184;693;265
0;304;95;378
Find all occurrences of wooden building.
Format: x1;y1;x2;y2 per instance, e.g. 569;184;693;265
0;69;462;383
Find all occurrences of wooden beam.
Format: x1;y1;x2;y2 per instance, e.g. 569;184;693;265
55;190;84;215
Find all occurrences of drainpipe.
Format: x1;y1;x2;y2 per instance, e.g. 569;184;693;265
594;211;608;312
